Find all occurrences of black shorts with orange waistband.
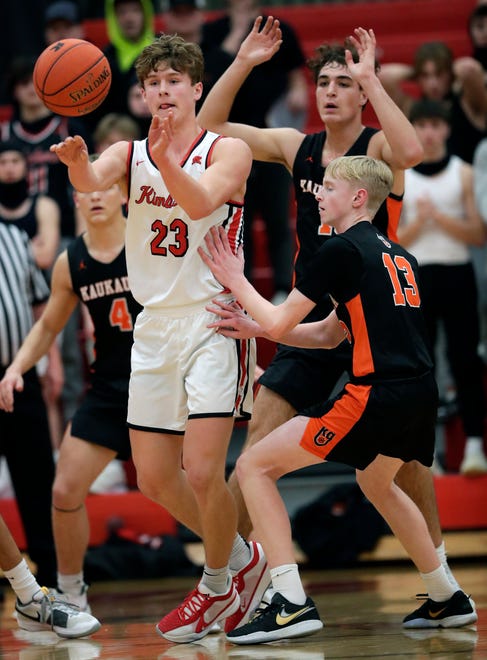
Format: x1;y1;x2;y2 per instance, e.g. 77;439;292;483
299;371;438;471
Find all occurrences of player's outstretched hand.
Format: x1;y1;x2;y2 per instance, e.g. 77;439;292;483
237;16;283;68
50;135;88;166
199;226;245;290
148;113;174;163
345;28;377;81
206;299;262;339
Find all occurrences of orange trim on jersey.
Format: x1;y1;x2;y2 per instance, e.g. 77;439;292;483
299;383;371;460
385;194;403;243
291;233;301;288
346;294;374;377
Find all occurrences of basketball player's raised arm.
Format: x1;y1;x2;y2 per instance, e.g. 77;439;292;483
197;16;299;166
346;28;423;171
50;137;127;192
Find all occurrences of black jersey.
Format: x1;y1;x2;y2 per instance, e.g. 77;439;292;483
1;115;92;238
292;128;403;322
67;236;142;391
297;222;433;381
0;194;39;239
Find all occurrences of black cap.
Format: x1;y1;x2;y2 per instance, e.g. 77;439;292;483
0;140;27;157
44;1;80;25
409;99;451;124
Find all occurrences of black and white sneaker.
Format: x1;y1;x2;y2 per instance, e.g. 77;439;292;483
403;590;477;629
15;587;101;638
226;592;323;644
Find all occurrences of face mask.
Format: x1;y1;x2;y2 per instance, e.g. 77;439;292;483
0;178;29;209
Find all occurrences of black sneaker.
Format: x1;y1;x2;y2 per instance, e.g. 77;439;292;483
226;592;323;644
403;590;478;629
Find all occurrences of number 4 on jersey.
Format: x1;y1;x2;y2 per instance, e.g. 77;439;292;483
109;297;133;331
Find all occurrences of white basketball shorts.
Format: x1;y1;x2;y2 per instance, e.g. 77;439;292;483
127;303;255;433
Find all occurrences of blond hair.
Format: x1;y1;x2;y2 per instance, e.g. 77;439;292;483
326;156;393;215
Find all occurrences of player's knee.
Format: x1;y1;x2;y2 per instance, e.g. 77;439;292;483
185;462;221;496
356;471;381;502
52;480;84;510
235;449;261;487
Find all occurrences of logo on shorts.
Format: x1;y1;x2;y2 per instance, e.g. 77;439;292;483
314;426;335;446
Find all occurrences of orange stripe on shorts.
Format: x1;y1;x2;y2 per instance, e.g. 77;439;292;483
299;383;371;460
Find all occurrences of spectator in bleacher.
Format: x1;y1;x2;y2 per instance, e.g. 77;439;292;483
0;174;141;614
44;0;85;45
98;0;155;121
0;57;93;449
159;0;238;110
398;99;487;476
468;3;487;76
0;140;60;272
93;112;140;153
201;0;309;304
126;72;153;134
198;21;474;610
379;40;487;164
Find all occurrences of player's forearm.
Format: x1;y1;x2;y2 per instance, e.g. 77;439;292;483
275;316;343;349
7;321;57;376
362;75;423;169
230;277;297;339
67;163;102;193
155;156;214;219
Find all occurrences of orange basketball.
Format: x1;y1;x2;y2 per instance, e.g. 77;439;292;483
33;39;111;117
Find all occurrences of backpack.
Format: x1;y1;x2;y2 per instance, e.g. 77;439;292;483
291;483;389;568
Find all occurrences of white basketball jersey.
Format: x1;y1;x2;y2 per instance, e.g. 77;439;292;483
126;131;244;310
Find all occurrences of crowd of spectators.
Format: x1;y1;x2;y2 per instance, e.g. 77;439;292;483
0;0;485;550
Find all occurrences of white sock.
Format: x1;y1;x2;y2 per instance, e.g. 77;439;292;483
229;534;251;573
200;565;230;595
420;565;456;602
464;437;484;458
270;564;306;605
58;571;84;595
435;542;460;591
4;558;40;604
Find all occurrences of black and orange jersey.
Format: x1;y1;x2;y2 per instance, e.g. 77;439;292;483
67;235;142;391
292;128;402;322
296;221;433;381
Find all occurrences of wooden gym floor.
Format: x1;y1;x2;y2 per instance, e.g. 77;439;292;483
0;553;485;659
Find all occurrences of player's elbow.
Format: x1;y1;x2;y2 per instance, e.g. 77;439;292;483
401;139;424;169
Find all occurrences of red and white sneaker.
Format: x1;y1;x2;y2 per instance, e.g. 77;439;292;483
156;582;239;643
224;541;270;633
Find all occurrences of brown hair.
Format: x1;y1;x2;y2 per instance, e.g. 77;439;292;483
413;41;453;79
135;33;204;85
307;40;380;84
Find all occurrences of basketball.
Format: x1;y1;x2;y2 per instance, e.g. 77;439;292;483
33;39;111;117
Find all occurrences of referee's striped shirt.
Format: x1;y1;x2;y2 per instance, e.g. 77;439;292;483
0;223;50;368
